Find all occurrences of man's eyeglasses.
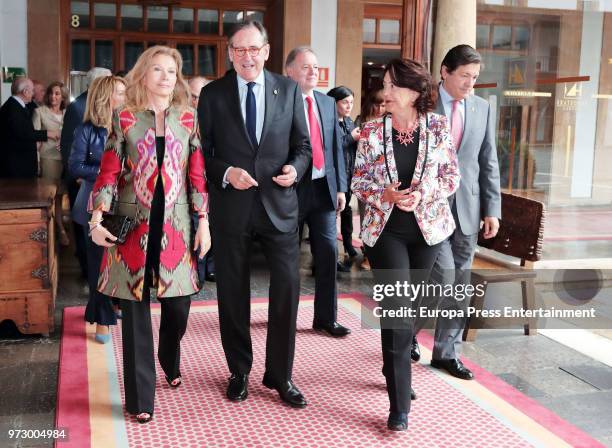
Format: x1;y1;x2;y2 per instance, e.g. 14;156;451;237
231;45;266;57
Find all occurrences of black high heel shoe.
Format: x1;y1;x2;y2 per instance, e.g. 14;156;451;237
165;375;182;388
387;412;408;431
136;412;152;424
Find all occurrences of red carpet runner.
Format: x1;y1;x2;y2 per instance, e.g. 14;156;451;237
56;295;603;447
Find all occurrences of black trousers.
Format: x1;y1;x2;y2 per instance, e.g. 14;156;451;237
339;189;354;254
367;226;442;414
84;235;117;326
121;174;191;415
212;194;300;384
299;178;338;325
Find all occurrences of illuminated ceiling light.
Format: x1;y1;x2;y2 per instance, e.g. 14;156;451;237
367;61;374;66
503;90;551;97
593;94;612;99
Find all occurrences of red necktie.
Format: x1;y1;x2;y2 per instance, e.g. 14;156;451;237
451;99;463;151
305;96;324;170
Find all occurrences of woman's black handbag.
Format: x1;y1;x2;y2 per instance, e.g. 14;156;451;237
103;212;135;245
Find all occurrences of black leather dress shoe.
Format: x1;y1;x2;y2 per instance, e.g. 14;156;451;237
226;373;249;401
313;321;351;337
411;336;421;362
431;358;474;380
262;374;308;408
387;412;408;431
205;272;216;282
337;261;351;273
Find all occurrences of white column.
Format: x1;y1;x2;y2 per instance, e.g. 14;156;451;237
0;0;28;102
310;0;337;92
570;6;603;198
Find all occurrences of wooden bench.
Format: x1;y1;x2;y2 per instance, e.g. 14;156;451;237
462;192;545;341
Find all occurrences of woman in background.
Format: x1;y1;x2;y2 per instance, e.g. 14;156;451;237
327;86;360;270
69;75;126;344
32;81;69;245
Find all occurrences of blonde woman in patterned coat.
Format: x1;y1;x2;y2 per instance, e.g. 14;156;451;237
351;58;459;432
90;46;210;423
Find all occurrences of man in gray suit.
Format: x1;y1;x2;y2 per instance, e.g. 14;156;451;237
413;45;501;380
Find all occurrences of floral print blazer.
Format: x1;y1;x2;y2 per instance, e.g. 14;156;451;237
351;113;460;247
91;105;208;301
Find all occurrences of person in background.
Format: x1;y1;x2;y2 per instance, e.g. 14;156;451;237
189;76;216;283
354;88;386;271
412;44;501;382
327;85;360;271
351;58;459;431
90;46;209;424
286;46;349;338
0;77;59;178
32;81;70;245
26;79;46;117
68;75;126;344
61;67;112;279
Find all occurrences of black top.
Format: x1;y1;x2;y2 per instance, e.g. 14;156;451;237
147;136;166;276
384;127;420;234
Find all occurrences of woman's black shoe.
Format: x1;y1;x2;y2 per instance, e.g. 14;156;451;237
165;375;182;388
136;412;152;423
387;412;408;431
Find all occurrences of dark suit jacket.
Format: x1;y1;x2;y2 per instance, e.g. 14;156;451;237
0;96;48;178
338;116;357;183
61;90;88;179
297;91;347;216
198;69;312;234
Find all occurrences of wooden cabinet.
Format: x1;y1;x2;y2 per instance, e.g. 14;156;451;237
0;179;57;336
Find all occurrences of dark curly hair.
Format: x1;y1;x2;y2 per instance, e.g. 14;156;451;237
384;58;437;115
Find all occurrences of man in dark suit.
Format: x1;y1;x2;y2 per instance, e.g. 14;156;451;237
198;20;311;408
413;45;501;380
0;77;58;178
285;47;350;337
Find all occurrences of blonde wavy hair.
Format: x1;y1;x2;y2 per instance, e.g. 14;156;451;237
83;76;126;131
124;45;190;112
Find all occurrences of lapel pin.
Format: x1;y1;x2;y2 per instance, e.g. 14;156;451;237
273;89;278;95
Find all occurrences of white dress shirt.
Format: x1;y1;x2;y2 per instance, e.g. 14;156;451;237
302;92;325;180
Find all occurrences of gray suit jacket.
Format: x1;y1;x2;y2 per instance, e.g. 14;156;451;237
435;91;501;235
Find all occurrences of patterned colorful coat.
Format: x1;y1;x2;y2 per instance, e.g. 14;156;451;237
351;113;459;247
91;106;208;301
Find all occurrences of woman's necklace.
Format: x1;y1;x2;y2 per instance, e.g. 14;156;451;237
392;117;418;145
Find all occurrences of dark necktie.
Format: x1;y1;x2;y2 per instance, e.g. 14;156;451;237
246;81;257;147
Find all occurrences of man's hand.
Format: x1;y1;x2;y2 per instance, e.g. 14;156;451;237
227;167;258;190
272;165;297;187
336;192;346;214
47;130;60;141
482;216;500;239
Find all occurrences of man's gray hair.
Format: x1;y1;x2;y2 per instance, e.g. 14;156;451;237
11;77;31;95
188;76;210;87
228;20;268;47
285;46;316;69
87;67;112;86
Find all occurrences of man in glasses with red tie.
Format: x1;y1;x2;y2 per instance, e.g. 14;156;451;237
413;45;501;383
285;47;350;338
198;20;311;408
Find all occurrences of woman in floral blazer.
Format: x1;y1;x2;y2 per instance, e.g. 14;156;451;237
351;59;459;432
90;46;210;423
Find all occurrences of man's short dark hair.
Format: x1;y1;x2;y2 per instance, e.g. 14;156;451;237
228;20;269;46
441;45;482;74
